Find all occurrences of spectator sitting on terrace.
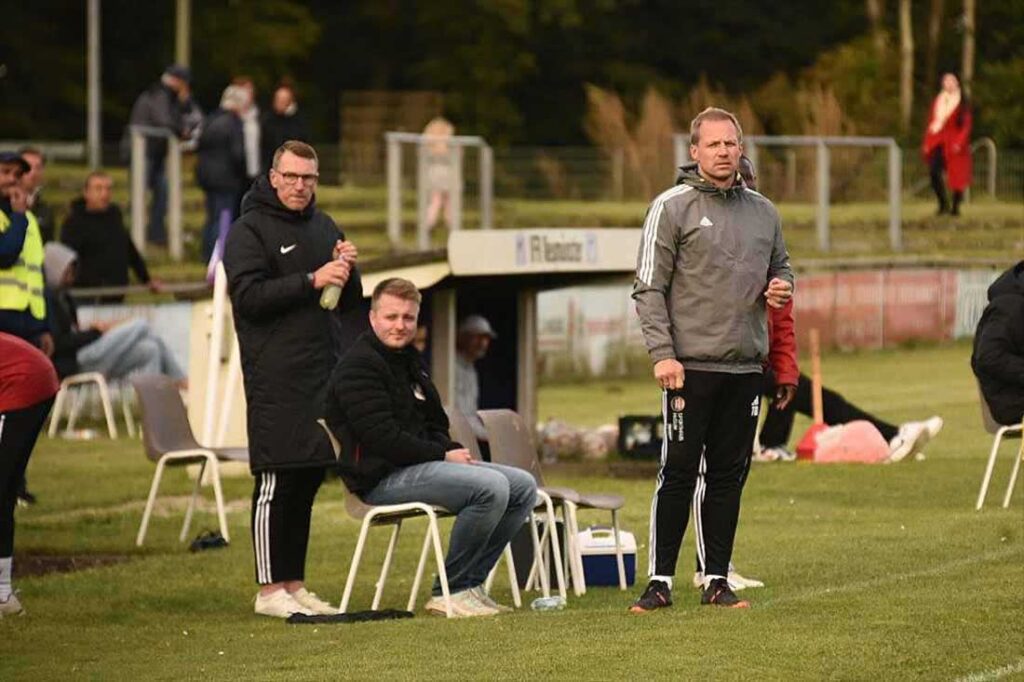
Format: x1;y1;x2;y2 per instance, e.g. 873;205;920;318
60;171;162;304
43;243;185;386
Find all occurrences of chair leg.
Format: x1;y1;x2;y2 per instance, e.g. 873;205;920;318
426;509;453;618
611;509;628;590
564;502;586;596
340;517;374;614
408;526;433;612
121;386;136;438
540;495;567;600
95;377;118;439
48;386;68;437
179;459;206;542
137;457;169;547
66;386;84;434
976;428;1007;510
504;544;521;608
1001;437;1024;509
373;522;402;611
526;512;550;596
207;456;229;543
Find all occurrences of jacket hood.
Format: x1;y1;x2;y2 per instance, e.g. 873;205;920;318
675;162;747;195
44;242;78;288
239;174;316;222
988;261;1024;301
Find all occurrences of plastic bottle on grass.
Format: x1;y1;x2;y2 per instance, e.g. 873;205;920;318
530;596;566;611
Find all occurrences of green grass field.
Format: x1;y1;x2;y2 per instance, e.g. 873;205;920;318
3;342;1023;680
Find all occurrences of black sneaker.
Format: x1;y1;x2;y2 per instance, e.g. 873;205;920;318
701;578;750;608
629;580;672;613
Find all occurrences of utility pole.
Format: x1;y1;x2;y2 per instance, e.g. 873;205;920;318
87;0;101;169
961;0;975;95
899;0;914;132
176;0;191;67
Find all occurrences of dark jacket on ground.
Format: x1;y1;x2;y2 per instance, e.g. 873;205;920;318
60;198;150;302
224;175;363;473
972;261;1024;425
260;110;310;173
325;331;461;496
197;108;246;194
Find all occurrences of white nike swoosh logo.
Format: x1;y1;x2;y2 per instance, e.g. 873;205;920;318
700;216;714;227
280;244;297;254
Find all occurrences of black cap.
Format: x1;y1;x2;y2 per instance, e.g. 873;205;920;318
164;63;191;84
0;151;30;173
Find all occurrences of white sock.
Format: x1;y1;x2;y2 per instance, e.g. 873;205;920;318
0;557;12;600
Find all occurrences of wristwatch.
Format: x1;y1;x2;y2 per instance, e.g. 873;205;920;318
306;272;315;286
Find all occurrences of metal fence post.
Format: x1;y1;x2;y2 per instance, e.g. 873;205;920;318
746;143;759;182
167;136;183;261
888;142;903;252
448;145;464;237
479;144;493;230
416;141;429;249
130;127;146;254
816;139;830;252
386;134;401;247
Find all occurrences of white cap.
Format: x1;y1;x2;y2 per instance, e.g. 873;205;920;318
458;315;497;338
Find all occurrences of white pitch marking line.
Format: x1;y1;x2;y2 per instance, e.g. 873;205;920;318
953;658;1024;682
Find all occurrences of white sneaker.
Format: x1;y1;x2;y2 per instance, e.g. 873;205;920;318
0;592;23;617
692;571;764;591
254;589;315;618
471;586;513;613
290;587;338;615
888;421;928;462
924;416;944;439
424;589;499;618
753;446;794;463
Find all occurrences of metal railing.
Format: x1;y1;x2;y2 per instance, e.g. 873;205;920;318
676;134;904;253
385;132;494;250
129;125;184;262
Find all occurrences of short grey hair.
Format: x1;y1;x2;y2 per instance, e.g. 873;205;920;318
689;106;743;145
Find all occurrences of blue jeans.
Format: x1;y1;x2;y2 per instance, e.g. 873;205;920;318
364;461;537;595
77;318;186;381
202;191;238;263
146;158;168;245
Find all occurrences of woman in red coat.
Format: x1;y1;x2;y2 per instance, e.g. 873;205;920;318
922;72;973;216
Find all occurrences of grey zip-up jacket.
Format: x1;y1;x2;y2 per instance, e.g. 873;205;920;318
632;163;793;373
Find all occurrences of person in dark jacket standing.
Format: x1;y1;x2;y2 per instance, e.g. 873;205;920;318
630;107;794;613
60;172;161;304
260;84;310;174
972;261;1024;426
325;278;536;617
223;140;362;619
197;85;248;263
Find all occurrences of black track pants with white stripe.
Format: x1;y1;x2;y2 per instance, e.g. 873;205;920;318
251;468;325;585
648;370;761;580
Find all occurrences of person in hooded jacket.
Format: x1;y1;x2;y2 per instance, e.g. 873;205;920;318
972;262;1024;427
60;171;161;304
223;140;363;619
196;85;248;263
43;242;185;384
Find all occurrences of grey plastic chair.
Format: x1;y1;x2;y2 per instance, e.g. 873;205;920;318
975;383;1023;510
478;409;628;594
132;375;248;546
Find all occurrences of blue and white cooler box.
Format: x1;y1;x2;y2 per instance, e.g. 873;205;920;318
577;525;636;586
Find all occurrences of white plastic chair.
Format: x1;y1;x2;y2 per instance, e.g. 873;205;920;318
48;372;135;439
975;386;1023;510
318;420;521;617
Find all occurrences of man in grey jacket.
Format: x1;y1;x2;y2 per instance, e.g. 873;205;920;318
630;107;793;612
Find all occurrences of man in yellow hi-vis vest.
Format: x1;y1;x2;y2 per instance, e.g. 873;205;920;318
0;152;51;356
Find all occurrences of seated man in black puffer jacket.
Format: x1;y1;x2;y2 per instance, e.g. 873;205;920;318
325;277;536;618
972;261;1024;426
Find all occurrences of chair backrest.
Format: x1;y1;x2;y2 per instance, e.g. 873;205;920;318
131;375;202;462
445;406;483;460
477;409;546;486
316;419;374;521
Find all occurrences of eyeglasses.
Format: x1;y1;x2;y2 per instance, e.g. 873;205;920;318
274;170;319;186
